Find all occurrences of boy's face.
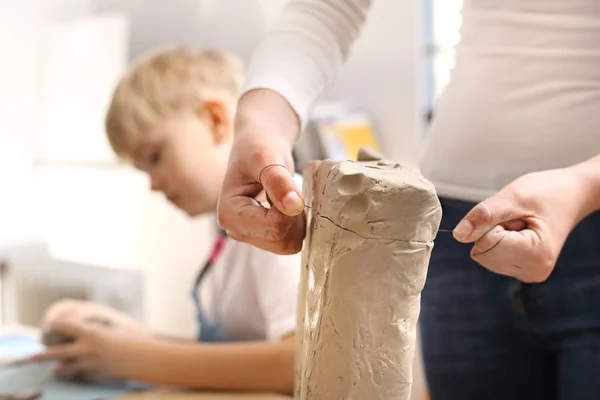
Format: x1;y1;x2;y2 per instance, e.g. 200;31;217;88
131;104;232;217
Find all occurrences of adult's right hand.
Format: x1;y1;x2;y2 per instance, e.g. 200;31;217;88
218;89;306;255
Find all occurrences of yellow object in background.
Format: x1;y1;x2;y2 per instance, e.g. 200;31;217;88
313;108;380;161
327;122;379;161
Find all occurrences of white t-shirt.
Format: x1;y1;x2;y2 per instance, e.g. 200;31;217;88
199;175;303;341
199;239;301;341
242;0;600;202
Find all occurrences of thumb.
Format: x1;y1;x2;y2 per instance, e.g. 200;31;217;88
259;164;304;216
454;193;523;243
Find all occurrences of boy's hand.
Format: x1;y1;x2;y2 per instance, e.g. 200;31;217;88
453;167;596;283
31;319;152;381
43;299;152;339
218;89;306;255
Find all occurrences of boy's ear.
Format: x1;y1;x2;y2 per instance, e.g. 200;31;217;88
197;99;231;145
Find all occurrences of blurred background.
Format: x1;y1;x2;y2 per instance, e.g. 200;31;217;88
0;0;461;397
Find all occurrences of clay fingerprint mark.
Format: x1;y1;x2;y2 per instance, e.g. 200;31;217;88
337;172;365;196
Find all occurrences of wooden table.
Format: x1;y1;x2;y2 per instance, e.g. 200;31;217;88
117;391;291;400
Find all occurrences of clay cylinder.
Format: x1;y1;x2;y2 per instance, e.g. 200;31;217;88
295;150;442;400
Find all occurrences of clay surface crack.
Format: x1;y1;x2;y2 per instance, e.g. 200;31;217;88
314;212;433;245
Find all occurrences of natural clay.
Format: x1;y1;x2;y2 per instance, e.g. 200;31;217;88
295;147;442;400
42;316;112;346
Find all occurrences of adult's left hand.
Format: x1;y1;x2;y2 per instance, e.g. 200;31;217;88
452;167;596;283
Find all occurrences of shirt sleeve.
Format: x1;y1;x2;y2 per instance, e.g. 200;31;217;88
242;0;374;128
249;246;302;340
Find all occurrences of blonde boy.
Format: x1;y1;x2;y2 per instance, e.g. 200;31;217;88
33;48;300;395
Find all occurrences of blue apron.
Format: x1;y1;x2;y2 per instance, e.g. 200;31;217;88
191;230;228;343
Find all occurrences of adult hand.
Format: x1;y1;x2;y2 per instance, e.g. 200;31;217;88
453;166;597;283
31;318;153;380
218;89;306;254
43;299;152;339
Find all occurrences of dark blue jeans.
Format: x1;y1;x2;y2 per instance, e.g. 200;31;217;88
420;197;600;400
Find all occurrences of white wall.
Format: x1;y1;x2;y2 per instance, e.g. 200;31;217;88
0;0;43;246
33;165;215;337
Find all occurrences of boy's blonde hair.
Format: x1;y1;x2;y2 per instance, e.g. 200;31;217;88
105;47;244;158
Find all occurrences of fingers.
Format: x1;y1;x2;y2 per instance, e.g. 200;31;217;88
54;359;95;378
454;193;527;243
41;319;94;347
255;189;269;208
217;130;308;254
43;299;83;330
218;144;306;250
224;193;305;243
470;227;554;283
52;319;94;338
258;164;304;217
227;212;306;255
470;225;511;256
31;342;86;362
502;219;528;231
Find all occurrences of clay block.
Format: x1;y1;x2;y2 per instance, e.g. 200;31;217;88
295;148;442;400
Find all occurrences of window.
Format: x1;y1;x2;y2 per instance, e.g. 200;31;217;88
422;0;463;122
433;0;463;98
36;12;128;165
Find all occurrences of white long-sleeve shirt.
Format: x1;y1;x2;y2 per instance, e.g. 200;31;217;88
242;0;600;202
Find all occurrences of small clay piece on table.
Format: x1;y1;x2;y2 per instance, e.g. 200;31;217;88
295;147;442;400
42;316;112;346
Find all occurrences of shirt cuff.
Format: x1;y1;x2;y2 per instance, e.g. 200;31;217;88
241;75;315;132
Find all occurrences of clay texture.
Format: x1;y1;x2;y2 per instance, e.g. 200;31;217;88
295;149;442;400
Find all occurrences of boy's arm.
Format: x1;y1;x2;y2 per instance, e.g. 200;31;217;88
31;319;294;393
126;335;295;395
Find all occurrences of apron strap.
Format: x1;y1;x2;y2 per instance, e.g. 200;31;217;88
191;229;228;342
